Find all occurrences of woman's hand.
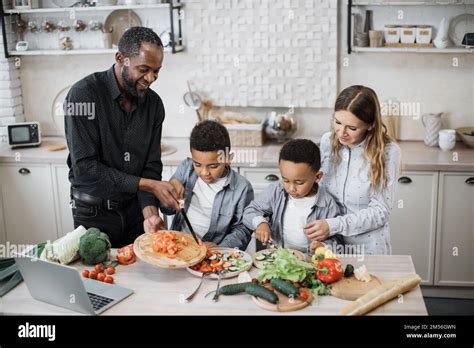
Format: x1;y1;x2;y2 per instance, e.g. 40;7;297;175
304;219;330;241
255;222;272;245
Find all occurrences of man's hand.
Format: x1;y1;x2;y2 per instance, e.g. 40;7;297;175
204;242;218;249
139;178;180;211
304;220;330;241
169;178;185;201
255;222;272;245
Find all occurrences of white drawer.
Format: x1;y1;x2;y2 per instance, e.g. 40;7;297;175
239;167;281;189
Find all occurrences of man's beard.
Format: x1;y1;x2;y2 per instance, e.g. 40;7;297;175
122;66;147;99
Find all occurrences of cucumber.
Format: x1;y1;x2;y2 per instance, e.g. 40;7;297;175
255;254;266;261
217;282;254;295
208;254;217;260
270;278;299;298
228;266;239;271
245;284;279;304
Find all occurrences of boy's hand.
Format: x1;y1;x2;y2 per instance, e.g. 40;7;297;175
255;222;272;245
169;178;185;201
304;219;329;241
204;242;218;249
144;214;165;233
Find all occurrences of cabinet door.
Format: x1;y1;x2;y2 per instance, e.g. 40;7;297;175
239;167;280;197
389;171;438;285
52;165;74;237
0;164;58;245
435;172;474;286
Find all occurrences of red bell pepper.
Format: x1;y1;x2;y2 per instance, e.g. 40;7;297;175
316;258;344;284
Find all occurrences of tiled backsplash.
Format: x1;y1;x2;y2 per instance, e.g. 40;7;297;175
186;0;338;108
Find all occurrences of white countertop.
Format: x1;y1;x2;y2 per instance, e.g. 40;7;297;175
0;137;473;171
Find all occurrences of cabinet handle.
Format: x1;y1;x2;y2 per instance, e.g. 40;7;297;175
18;168;31;175
265;174;279;182
398;176;412;184
465;177;474;185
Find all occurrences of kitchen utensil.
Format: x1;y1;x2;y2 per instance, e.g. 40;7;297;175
449;13;474;47
185;271;212;302
434;17;449;49
331;274;382;301
202;100;212;121
183;81;203;121
400;25;416;44
456;127;474;148
186;248;253;279
438;129;456;151
421;113;443;147
369;30;383;47
180;208;199;245
363;10;372;32
264;111;297;142
104;10;142;47
416;25;432;44
133;231;207;269
384;25;400;44
212;270;223;302
251;284;313;312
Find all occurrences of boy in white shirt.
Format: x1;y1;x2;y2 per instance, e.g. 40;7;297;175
162;121;254;250
243;139;340;254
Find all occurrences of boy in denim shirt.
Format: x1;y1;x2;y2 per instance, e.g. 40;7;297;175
162;121;254;250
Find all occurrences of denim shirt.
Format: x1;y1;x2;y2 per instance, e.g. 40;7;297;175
319;131;401;255
161;158;254;251
243;182;341;254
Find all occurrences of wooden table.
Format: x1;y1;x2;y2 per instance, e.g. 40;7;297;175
1;255;427;315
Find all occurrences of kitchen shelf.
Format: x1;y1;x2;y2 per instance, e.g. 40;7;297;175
347;0;474;54
8;45;184;56
3;4;173;14
352;46;474;53
0;0;185;57
352;1;474;5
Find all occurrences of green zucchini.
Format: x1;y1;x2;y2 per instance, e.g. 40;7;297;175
255;254;266;261
217;282;255;295
245;284;279;304
344;264;355;277
270;278;299;298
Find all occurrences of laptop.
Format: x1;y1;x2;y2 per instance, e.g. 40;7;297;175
14;253;134;315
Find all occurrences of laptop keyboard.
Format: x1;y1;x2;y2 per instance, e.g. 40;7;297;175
87;292;114;311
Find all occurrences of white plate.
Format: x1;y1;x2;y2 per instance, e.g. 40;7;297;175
186;248;253;279
104;10;142;47
449;13;474;47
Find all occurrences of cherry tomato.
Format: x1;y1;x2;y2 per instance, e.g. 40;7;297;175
81;270;90;278
251;278;258;283
104;276;114;284
95;264;105;272
97;272;106;282
89;270;98;280
106;266;115;275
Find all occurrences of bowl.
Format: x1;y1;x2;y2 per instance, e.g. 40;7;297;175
456;127;474;148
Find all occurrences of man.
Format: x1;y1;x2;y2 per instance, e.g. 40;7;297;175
64;27;179;247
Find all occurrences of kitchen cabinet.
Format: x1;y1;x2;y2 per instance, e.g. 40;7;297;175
0;163;58;245
52;164;74;237
389;171;438;285
435;172;474;286
239;167;281;197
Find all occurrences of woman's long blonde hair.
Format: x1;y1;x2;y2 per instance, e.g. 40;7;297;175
331;85;394;192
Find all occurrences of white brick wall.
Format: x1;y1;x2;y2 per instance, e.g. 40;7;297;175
186;0;338;108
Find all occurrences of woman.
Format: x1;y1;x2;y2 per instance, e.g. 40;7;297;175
305;85;401;255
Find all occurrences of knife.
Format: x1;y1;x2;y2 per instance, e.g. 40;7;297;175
180;208;200;245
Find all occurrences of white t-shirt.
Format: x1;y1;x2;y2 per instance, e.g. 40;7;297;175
184;175;228;238
282;195;315;252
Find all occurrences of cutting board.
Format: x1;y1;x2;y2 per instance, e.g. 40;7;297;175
330;274;382;301
133;231;207;269
252;285;313;312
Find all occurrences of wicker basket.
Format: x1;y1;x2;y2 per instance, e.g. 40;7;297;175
223;121;265;147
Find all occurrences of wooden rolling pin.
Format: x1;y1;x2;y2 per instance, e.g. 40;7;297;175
338;273;422;316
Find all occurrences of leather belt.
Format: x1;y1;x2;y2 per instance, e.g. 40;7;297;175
71;188;132;211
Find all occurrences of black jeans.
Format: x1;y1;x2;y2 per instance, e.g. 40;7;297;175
71;197;144;248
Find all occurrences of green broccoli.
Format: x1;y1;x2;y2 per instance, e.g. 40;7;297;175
79;227;111;265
